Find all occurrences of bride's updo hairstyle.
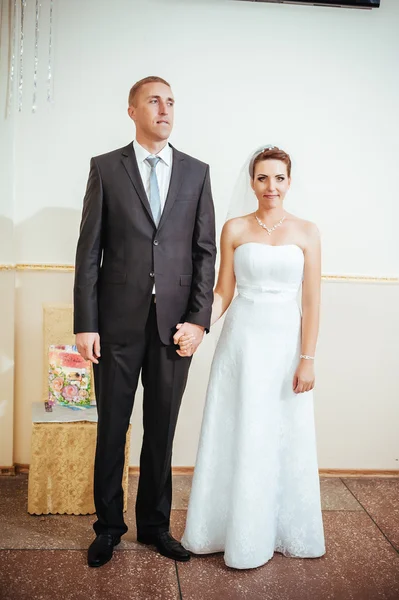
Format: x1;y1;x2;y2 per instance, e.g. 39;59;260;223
249;146;292;180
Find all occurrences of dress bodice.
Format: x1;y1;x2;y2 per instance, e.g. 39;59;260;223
234;243;304;303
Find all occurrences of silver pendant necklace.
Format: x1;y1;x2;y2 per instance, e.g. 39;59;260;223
255;213;286;236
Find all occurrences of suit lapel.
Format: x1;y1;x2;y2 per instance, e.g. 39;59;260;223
121;143;155;225
120;142;185;231
157;145;185;233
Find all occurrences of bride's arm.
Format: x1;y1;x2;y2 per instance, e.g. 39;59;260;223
211;221;237;326
293;224;321;394
301;224;321;358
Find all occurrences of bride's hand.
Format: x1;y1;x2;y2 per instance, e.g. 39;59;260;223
293;360;315;394
175;333;195;357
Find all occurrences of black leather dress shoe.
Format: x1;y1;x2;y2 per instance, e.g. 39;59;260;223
87;533;121;568
137;531;191;562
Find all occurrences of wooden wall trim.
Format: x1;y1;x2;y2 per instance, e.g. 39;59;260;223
1;264;398;283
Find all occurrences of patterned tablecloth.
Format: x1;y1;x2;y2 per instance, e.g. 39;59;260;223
28;403;131;515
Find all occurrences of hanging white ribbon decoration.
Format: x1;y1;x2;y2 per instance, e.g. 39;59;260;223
7;0;17;117
47;0;54;104
18;0;26;112
32;0;41;113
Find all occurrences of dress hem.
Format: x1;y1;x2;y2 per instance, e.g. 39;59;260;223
182;542;326;570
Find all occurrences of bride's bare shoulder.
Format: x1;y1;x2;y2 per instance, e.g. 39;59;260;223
223;214;253;239
287;213;320;241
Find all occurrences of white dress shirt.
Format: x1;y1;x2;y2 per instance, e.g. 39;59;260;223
133;140;173;213
133;140;173;294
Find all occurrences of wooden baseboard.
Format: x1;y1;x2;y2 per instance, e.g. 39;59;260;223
319;469;399;478
0;466;16;476
128;466;195;476
14;464;29;475
129;467;399;478
4;465;399;478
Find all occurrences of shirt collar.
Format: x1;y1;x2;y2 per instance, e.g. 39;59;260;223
133;140;172;167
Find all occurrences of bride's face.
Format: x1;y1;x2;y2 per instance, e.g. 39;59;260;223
251;159;291;209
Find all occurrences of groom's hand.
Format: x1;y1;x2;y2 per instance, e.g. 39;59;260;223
76;332;101;364
174;323;205;357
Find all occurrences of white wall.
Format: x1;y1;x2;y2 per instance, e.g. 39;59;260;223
11;0;399;275
0;0;16;468
1;0;398;468
10;273;399;470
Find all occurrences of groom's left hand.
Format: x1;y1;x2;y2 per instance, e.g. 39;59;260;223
174;323;205;357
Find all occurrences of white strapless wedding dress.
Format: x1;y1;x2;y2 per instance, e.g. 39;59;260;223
182;243;325;570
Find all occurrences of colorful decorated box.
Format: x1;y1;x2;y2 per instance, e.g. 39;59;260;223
48;345;94;408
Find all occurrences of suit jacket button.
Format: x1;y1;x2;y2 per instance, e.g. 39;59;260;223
149;271;154;278
153;239;159;246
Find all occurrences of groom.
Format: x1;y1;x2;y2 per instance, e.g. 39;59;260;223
74;76;216;567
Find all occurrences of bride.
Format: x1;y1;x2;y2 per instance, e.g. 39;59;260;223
179;146;325;570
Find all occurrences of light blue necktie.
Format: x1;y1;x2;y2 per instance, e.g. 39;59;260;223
145;156;161;226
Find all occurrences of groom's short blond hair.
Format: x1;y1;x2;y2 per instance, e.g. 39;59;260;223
128;76;171;107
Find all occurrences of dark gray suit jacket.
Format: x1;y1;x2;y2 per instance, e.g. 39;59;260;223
73;142;216;345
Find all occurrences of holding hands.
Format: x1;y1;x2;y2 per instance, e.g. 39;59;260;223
174;323;205;357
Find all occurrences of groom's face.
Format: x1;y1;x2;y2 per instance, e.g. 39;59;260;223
128;82;174;142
